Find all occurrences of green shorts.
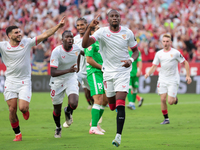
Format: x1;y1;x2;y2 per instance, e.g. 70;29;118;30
87;72;105;96
129;76;139;88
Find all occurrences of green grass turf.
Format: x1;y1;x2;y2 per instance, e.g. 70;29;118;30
0;93;200;150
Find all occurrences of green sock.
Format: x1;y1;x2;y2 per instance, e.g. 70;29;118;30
99;105;105;120
132;93;136;103
128;89;134;103
91;104;100;127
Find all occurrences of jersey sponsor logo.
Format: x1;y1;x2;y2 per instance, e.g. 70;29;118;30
106;34;111;37
88;46;92;51
62;56;65;58
122;34;127;40
51;59;54;63
7;47;11;49
75;51;78;56
20;44;24;48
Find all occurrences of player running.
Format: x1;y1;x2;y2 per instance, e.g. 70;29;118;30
82;10;139;147
145;34;192;124
50;30;81;138
0;16;66;141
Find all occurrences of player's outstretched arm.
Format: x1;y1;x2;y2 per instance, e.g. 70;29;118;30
51;64;77;77
183;60;192;84
82;15;100;48
144;65;157;79
36;16;66;44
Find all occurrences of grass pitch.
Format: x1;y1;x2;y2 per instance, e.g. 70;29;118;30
0;93;200;150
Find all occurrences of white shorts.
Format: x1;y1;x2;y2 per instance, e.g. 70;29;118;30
104;77;130;97
4;80;32;102
157;81;179;97
50;77;79;105
77;72;90;90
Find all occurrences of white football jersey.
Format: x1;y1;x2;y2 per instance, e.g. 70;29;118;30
0;37;36;82
49;44;81;86
74;34;87;75
91;26;137;79
153;48;185;84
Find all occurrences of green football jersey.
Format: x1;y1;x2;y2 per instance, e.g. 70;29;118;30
84;41;103;75
129;50;142;76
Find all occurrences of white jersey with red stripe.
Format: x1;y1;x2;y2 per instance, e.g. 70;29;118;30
74;34;87;75
0;37;37;82
91;26;137;80
153;47;185;84
49;44;81;86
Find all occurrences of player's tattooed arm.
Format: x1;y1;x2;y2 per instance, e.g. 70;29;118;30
36;16;65;44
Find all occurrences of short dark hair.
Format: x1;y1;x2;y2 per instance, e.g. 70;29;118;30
6;26;19;36
76;17;87;24
107;9;120;16
62;30;72;38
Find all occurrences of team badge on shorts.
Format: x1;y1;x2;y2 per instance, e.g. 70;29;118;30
122;34;127;40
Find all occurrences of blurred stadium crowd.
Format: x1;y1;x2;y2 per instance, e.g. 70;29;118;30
0;0;200;64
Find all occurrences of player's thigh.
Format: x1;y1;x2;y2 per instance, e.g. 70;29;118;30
167;83;179;98
51;88;65;105
87;73;105;97
3;81;18;101
6;98;18;111
18;82;32;103
65;77;79;96
157;81;167;95
114;77;130;93
104;79;115;98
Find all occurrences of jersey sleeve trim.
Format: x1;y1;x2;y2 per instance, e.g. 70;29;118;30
130;44;137;49
50;65;58;68
152;63;158;66
91;36;96;42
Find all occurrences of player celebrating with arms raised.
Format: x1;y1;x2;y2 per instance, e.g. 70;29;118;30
82;10;139;147
0;16;66;141
145;34;192;124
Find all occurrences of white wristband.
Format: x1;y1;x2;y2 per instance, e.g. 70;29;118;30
129;57;134;63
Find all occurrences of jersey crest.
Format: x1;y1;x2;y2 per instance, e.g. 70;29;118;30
20;44;24;48
170;54;173;58
122;34;127;40
75;51;78;56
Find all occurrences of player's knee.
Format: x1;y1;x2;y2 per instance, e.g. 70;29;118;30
70;103;78;110
168;101;173;105
19;106;29;113
9;107;17;114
